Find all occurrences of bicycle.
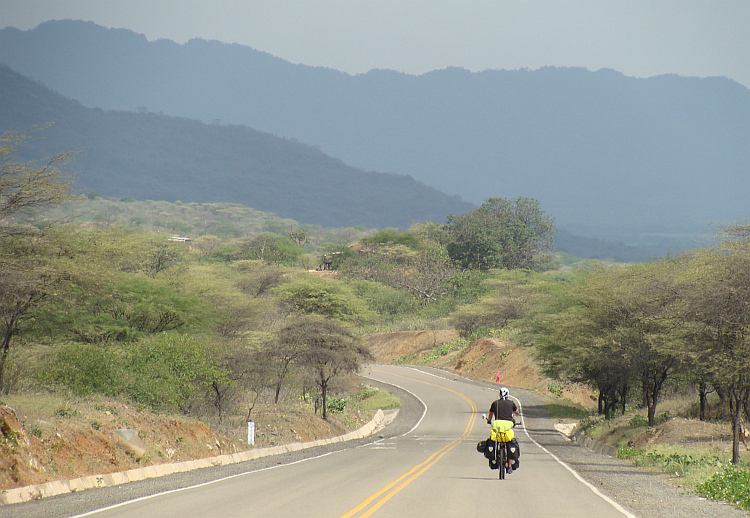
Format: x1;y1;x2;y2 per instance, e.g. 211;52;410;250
479;414;519;479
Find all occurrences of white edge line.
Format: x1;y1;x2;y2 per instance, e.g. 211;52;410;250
363;373;428;438
72;375;427;518
68;451;339;518
482;387;637;518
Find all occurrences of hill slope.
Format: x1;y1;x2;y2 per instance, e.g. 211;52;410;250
1;20;748;241
0;66;473;229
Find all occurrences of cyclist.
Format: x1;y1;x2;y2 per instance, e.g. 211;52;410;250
487;387;519;424
487;387;521;471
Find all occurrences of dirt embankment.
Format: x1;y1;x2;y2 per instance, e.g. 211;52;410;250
0;396;367;491
366;330;544;389
365;330;593;407
0;401;243;491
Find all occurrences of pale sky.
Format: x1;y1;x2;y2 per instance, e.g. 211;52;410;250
1;1;748;88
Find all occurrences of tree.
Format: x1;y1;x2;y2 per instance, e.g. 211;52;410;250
238;235;303;265
0;131;79;234
533;263;680;423
0;133;79;390
274;277;373;323
0;266;50;391
671;237;750;465
448;270;540;337
443;197;555;271
124;333;229;414
274;325;314;404
288;228;309;247
283;315;372;420
339;230;461;306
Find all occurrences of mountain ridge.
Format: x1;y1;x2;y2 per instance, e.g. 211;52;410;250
1;20;748;244
0;65;474;229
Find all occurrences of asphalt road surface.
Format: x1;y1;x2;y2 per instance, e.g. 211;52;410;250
4;365;747;518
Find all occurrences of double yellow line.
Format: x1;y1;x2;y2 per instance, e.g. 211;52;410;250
340;371;477;518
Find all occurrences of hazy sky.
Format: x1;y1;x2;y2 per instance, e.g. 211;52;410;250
1;1;748;88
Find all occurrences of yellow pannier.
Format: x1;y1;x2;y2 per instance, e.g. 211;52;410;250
490;419;515;442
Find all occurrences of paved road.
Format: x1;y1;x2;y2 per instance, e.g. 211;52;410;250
4;365;747;518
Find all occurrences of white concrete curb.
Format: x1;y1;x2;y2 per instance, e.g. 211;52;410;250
1;408;397;506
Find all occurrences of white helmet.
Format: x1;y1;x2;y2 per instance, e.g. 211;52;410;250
499;387;509;399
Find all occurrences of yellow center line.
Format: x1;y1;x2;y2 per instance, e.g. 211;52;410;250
339;369;478;518
338;440;459;518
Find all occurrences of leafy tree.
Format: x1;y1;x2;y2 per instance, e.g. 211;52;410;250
230;345;277;419
271;327;311;404
123;333;229;413
288;228;309;246
449;270;541;337
191;235;223;257
0;133;79;390
0;265;52;391
670;234;750;465
361;228;424;249
142;239;186;277
339;233;460;306
235;264;286;298
283;315;372;419
238;235;303;265
349;280;418;319
443;197;555;271
41;342;122;396
0;131;79;235
274;277;373;323
533;264;679;422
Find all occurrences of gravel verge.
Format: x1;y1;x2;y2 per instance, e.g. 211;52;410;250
429;365;748;518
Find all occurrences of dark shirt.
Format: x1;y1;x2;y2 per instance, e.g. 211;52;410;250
489;398;517;422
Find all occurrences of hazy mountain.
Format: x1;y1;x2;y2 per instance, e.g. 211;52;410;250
1;20;748;245
0;65;474;229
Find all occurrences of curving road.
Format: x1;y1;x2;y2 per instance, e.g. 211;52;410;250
5;365;747;518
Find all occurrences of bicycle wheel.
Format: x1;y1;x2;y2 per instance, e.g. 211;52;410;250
498;442;506;479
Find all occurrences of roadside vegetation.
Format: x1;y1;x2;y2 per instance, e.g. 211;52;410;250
2;133;750;510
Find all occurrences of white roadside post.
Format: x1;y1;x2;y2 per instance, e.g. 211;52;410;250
247;421;255;446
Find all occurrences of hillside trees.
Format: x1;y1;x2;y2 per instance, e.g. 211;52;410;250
533;227;750;463
338;228;466;306
238;235;303;265
0;261;53;391
274;276;374;323
448;270;543;337
0;133;80;391
669;232;750;465
443;197;555;271
534;263;681;423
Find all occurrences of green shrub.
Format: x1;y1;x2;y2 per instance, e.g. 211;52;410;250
617;446;644;459
326;397;347;414
696;466;750;510
274;277;374;323
123;333;228;413
629;414;649;428
547;382;564;398
351;280;418;319
41;343;122;396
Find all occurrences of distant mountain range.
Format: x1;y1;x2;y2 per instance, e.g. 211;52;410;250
0;65;473;229
1;20;747;247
